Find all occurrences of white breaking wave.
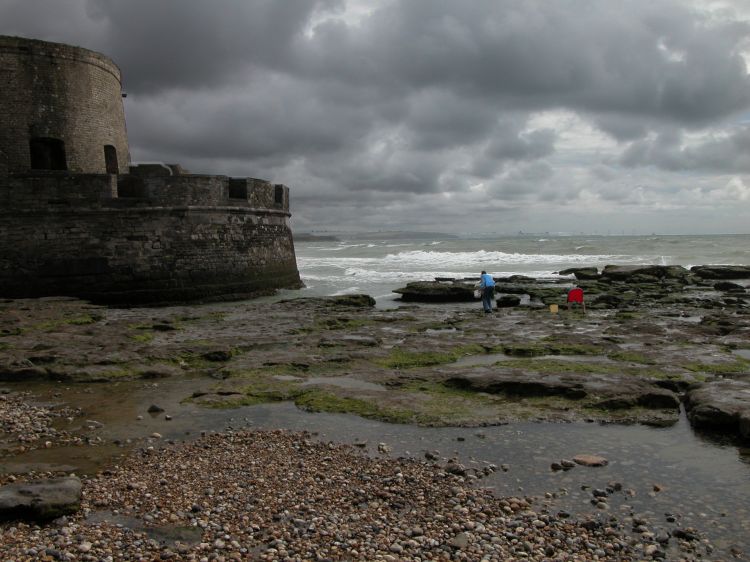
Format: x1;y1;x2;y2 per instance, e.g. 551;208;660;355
298;250;651;274
378;250;639;267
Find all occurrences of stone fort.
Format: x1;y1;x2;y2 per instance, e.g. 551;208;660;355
0;35;301;304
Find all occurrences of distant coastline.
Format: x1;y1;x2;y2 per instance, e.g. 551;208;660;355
295;231;459;241
294;233;340;242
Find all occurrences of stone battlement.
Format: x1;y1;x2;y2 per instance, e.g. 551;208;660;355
1;173;290;213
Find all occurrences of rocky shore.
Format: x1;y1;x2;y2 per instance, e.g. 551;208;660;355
0;262;748;559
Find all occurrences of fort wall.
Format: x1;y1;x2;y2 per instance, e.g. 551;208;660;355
0;174;301;304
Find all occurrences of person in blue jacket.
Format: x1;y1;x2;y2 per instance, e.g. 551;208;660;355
479;270;495;313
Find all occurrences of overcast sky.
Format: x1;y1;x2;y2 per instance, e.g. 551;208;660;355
3;0;750;234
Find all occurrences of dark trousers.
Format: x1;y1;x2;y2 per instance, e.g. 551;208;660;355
482;286;494;312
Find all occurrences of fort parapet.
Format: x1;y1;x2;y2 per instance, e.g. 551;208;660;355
0;36;301;304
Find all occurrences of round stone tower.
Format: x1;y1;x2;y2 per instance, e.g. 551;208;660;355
0;35;129;175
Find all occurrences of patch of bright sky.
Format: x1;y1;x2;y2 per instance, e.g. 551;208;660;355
693;0;750;67
306;0;382;36
526;110;618;153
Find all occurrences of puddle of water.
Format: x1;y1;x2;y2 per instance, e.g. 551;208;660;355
454;353;511;367
272;375;303;382
425;327;459;334
85;510;202;545
674;315;703;323
453;353;614;368
232;403;750;559
300;376;385;392
733;349;750;360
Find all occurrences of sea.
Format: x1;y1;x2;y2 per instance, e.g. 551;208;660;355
286;233;750;304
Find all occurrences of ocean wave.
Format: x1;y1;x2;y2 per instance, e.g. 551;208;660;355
339;268;565;282
379;249;639;267
332;286;361;295
297;250;650;273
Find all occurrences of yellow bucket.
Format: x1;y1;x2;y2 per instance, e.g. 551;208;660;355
549;304;559;313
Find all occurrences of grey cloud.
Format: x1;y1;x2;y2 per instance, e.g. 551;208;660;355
300;0;750;124
470;118;556;178
620;126;750;172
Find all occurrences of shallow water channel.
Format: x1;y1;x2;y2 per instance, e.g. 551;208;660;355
3;377;749;558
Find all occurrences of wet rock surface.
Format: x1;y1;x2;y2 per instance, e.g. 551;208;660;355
393;281;475;302
0;265;749;434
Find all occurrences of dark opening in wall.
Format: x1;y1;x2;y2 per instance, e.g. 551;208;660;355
116;175;146;198
274;184;284;206
228;179;247;199
30;137;67;170
104;145;118;174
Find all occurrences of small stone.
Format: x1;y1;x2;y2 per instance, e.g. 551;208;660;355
572;454;608;467
147;404;164;413
450;532;469;549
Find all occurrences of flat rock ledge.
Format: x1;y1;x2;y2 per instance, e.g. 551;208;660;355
0;477;81;522
445;371;680;411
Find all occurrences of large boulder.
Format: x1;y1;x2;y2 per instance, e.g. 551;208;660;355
685;380;750;440
393;281;474;302
600;265;689;282
691;265;750;280
558;267;599;280
0;477;81;522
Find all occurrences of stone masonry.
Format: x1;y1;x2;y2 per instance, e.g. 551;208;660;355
0;36;302;304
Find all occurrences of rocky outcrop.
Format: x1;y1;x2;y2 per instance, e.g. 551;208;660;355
685;380;750;440
393;281;474;302
496;295;521;308
328;294;377;307
713;281;746;292
289;294;376;307
600;265;689;282
691;265;750;279
0;477;81;522
558;267;599;280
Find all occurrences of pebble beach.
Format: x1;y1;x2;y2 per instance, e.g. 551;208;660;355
0;427;717;561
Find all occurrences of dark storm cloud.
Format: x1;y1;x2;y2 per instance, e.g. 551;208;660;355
2;0;750;232
87;0;340;94
298;0;750;124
